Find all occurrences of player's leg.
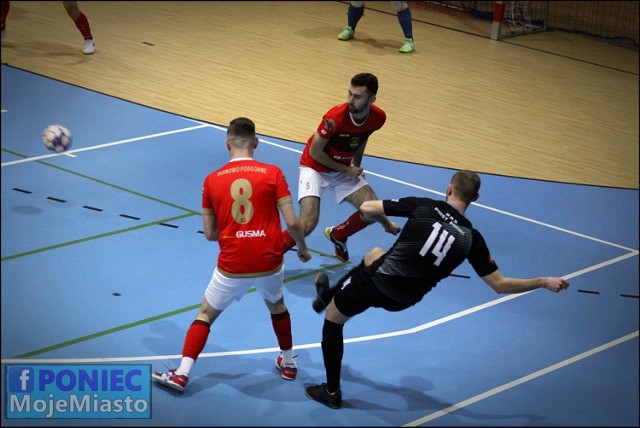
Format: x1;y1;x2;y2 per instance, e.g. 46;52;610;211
306;272;356;409
265;297;297;380
281;195;320;252
325;183;377;262
307;252;385;408
152;297;221;393
281;167;324;252
344;184;399;235
62;1;94;54
338;1;365;40
323;176;371;262
298;195;321;237
260;268;297;380
313;246;385;313
1;1;10;39
152;268;241;393
390;1;415;53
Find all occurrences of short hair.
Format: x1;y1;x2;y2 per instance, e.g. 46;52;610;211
227;117;255;141
451;170;481;204
351;73;379;96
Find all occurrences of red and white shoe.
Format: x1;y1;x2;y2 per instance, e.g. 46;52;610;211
275;354;297;380
152;369;188;392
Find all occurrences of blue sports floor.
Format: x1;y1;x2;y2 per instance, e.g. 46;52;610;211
1;64;638;426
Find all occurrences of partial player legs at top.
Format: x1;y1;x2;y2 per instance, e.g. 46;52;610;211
62;1;95;54
337;1;415;53
1;1;10;39
1;1;95;54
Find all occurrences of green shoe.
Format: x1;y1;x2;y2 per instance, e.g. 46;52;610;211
399;39;415;54
338;26;354;41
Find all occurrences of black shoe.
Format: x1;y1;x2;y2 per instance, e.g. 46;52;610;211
305;383;342;409
312;272;330;313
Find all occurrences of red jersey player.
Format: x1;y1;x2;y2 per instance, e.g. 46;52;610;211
282;73;400;262
153;117;311;394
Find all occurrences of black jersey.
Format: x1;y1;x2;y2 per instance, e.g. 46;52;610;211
373;197;498;304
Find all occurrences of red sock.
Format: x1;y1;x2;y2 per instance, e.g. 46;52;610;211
1;1;10;32
332;210;370;242
73;12;92;39
271;310;292;350
181;320;210;360
280;230;296;253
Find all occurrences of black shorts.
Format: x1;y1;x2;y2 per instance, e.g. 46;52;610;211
333;255;412;318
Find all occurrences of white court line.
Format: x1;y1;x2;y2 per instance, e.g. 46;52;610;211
0;124;210;167
361;170;638;253
1;124;638;422
256;135;637;423
258;137;638;253
3;122;637;251
2;100;637;425
403;331;639;427
2;250;637;366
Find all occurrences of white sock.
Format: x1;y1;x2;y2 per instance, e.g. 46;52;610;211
281;349;293;363
176;357;195;376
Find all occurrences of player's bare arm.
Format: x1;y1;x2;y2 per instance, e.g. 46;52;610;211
279;202;311;262
481;270;570;294
359;200;401;235
309;133;362;177
202;209;219;241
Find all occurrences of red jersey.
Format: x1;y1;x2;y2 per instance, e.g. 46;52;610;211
299;103;386;173
202;158;292;275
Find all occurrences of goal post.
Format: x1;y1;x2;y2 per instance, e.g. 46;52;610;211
490;1;505;40
490;1;548;41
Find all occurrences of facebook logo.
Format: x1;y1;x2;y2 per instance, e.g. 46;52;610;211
6;364;152;419
8;367;34;393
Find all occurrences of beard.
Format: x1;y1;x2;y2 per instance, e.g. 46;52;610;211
349;103;368;115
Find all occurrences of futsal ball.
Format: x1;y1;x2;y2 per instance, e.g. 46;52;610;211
42;125;72;153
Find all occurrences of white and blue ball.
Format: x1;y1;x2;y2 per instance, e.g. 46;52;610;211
42;125;72;153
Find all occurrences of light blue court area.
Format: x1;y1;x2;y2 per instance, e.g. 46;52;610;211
1;64;638;426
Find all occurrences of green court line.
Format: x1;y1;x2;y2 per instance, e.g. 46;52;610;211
1;213;198;261
2;149;203;261
2;148;199;215
4;149;353;359
15;304;202;359
14;262;349;359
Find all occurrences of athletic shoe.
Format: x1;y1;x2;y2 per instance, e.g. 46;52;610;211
324;226;349;262
83;39;95;55
399;39;415;54
305;383;342;409
312;272;331;313
338;26;354;41
152;369;188;393
275;354;297;380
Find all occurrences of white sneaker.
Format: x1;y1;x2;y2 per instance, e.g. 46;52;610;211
83;39;95;55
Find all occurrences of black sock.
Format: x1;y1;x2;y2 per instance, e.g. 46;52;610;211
321;319;344;393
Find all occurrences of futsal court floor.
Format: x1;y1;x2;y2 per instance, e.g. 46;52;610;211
1;64;638;426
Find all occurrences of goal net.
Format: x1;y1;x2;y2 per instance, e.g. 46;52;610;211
491;1;547;40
